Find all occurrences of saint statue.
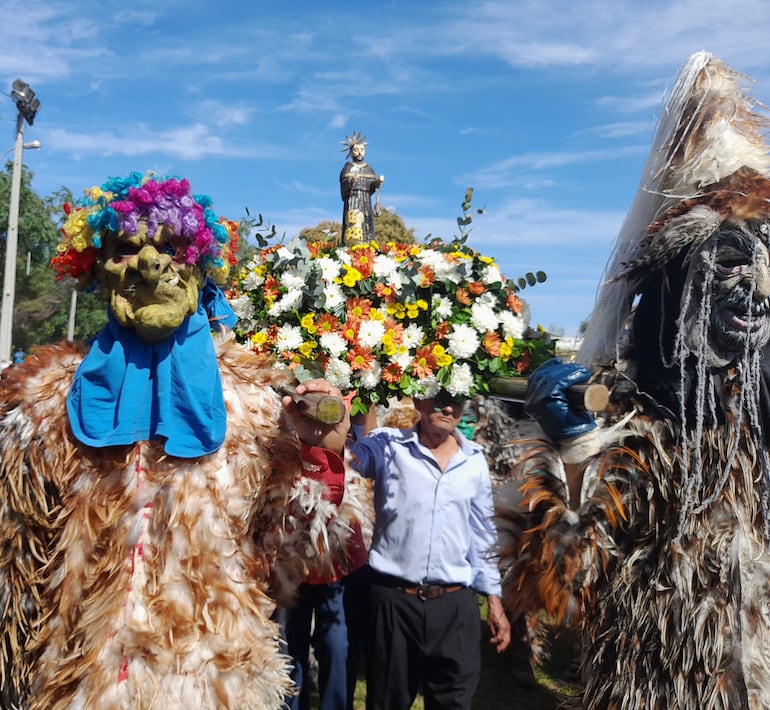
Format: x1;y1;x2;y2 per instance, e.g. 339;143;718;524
339;132;384;244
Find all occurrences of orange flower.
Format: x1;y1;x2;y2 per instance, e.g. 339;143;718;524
347;296;373;319
374;282;397;302
483;332;502;357
263;275;280;301
351;247;377;278
410;345;438;378
308;240;337;258
316;313;340;333
419;265;436;287
434;321;450;340
347;345;375;371
382;363;404;383
507;293;523;315
342;318;361;344
516;351;532;374
279;351;303;369
455;287;472;306
383;318;404;343
468;281;485;295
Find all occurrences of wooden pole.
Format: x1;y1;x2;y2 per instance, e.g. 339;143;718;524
489;377;609;412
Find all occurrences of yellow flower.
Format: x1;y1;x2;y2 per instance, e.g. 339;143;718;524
256;264;267;277
405;299;428;319
382;333;396;356
251;331;268;346
301;313;317;334
432;344;453;367
342;265;363;287
299;341;317;358
388;303;407;319
369;308;385;322
479;255;494;264
500;337;514;361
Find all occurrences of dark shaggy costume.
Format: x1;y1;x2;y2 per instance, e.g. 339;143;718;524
496;53;770;709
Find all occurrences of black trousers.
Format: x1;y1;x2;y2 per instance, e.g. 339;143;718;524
365;581;481;710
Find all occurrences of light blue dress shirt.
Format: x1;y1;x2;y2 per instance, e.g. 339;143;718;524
349;424;502;596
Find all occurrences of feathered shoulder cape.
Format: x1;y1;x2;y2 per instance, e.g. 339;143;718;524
0;336;370;710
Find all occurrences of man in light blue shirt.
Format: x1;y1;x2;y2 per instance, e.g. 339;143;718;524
347;389;511;710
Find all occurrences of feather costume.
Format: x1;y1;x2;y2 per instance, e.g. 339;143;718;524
0;335;369;709
496;53;770;709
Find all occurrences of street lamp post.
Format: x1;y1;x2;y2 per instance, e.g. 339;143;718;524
0;80;40;369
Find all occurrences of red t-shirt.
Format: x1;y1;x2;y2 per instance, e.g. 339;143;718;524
300;444;368;584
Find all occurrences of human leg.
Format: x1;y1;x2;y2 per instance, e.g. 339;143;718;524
284;587;315;710
365;583;422;710
343;565;371;709
311;580;348;710
421;588;481;710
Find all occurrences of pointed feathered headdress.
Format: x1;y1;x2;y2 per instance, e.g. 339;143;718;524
579;52;770;367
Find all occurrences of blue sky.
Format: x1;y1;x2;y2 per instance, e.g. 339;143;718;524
3;0;770;337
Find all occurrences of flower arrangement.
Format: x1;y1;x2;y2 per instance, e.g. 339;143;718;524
51;171;239;288
231;234;555;415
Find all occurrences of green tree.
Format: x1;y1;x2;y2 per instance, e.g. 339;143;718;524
298;208;415;245
0;166;106;352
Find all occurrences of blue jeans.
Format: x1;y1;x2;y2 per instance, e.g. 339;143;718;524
284;580;349;710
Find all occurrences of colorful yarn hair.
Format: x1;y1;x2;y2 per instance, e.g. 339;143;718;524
52;171;239;288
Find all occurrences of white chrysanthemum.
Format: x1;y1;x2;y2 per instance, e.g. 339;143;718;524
240;269;264;291
317;256;341;282
447;362;474;397
275;324;303;352
267;289;303;317
325;358;352;389
432;295;453;320
417;249;457;281
335;248;352;266
358;319;386;348
500;311;526;340
413;376;440;400
470;303;499;333
320;332;348;357
480;264;503;285
373;253;400;281
357;360;382;389
229;294;255;323
402;324;425;349
477;291;498;308
324;283;346;310
446;323;480;359
391;348;413;371
279;267;307;291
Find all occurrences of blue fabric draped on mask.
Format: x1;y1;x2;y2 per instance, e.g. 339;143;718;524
67;279;237;458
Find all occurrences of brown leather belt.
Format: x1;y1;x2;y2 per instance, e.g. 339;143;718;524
372;571;464;601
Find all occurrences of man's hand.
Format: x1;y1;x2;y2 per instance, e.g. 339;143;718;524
486;595;511;653
282;379;350;454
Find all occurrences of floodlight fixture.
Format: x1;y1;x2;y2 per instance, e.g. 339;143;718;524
11;79;40;125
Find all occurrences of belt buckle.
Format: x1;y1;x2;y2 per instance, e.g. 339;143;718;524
416;584;438;601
